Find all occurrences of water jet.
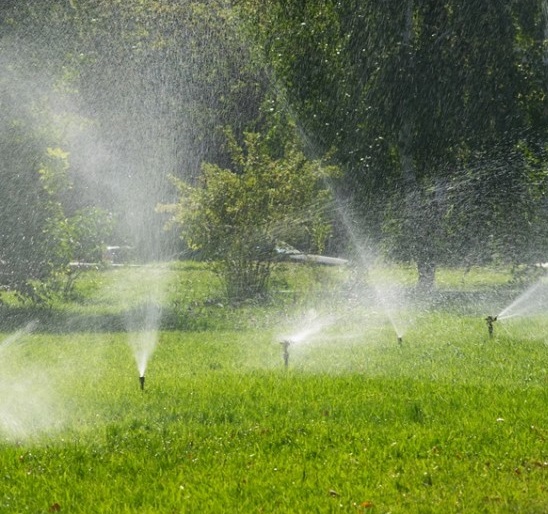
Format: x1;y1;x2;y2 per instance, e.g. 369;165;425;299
496;280;548;321
127;295;165;394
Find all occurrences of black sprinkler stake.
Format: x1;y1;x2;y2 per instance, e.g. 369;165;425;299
485;316;497;338
139;375;145;391
280;340;291;368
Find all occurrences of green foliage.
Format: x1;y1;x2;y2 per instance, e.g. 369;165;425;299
1;0;274;265
0;134;112;303
68;207;113;264
0;7;97;301
161;130;339;303
241;0;548;285
0;136;70;301
3;0;548;301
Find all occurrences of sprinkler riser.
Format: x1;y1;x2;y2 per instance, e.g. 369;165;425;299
485;315;497;338
280;340;291;368
139;375;145;391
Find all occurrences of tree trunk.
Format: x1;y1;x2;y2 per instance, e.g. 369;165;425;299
399;0;435;290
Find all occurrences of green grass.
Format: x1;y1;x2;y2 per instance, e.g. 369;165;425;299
0;263;547;513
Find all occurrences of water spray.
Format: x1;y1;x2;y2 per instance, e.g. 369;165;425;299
280;340;291;368
139;375;145;391
485;315;497;338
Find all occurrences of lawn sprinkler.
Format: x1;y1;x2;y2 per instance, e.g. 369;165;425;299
139;375;145;391
485;315;497;338
280;340;291;368
397;335;403;345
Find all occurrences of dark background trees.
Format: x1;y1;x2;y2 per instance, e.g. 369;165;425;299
0;0;547;299
62;0;273;259
0;0;272;294
240;0;548;287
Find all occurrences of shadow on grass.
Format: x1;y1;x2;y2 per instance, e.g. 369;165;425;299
415;286;520;315
0;304;126;333
0;302;245;334
0;284;528;335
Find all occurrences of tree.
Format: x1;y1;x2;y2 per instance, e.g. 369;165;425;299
239;0;548;287
0;0;275;290
0;1;120;300
0;130;68;299
64;0;272;259
160;129;339;302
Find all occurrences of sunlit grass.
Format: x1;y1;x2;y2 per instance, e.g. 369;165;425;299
436;266;516;289
0;263;547;512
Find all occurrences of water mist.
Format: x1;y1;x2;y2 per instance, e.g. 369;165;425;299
496;280;548;321
126;285;166;391
277;310;337;367
0;323;64;442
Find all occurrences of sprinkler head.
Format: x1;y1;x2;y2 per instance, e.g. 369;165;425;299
280;340;291;368
139;375;145;391
485;315;497;338
397;335;403;345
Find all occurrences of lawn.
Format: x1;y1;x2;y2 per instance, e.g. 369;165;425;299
0;262;547;513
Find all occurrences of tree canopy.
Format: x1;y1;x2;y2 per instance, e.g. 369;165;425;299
1;0;548;299
160;129;338;302
238;0;548;286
